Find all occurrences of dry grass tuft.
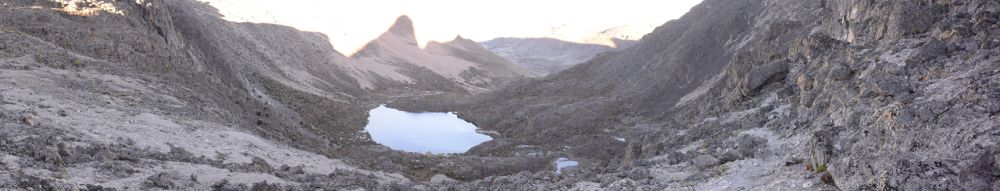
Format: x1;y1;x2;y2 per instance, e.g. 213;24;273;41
868;170;889;191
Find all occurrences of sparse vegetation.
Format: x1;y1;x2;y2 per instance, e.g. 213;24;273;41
868;170;889;191
815;162;827;173
714;163;730;175
804;160;827;173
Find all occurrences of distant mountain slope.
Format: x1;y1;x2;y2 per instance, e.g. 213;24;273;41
348;16;531;93
463;0;762;139
481;37;630;76
580;25;647;48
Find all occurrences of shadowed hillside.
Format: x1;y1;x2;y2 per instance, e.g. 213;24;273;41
399;0;1000;190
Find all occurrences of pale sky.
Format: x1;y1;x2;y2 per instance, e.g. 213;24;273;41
199;0;703;55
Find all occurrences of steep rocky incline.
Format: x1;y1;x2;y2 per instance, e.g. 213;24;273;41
663;0;1000;190
0;0;531;190
448;0;764;153
0;0;415;189
400;0;1000;190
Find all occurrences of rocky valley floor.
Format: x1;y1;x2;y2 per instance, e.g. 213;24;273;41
2;0;1000;190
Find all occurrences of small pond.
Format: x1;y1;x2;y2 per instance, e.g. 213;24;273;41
363;105;492;154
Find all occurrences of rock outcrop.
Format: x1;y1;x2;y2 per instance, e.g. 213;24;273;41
351;16;533;93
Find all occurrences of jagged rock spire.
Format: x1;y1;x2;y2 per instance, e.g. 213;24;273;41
387;15;416;40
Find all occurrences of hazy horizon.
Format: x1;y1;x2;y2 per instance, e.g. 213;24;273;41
198;0;703;55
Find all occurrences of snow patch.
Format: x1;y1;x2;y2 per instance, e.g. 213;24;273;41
555;158;579;174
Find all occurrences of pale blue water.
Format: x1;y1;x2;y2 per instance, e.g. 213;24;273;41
364;105;493;154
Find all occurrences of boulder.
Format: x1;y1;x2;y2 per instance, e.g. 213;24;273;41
829;64;852;81
23;113;37;127
717;149;742;164
797;74;812;92
692;155;719;169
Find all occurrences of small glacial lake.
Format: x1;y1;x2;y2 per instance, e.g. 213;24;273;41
364;105;492;154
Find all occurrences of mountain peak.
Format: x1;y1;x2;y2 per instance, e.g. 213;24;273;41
388;15;416;38
450;35;474;43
